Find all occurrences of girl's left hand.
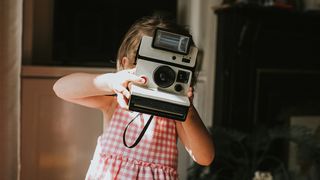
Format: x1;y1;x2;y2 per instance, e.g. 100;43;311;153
187;87;194;103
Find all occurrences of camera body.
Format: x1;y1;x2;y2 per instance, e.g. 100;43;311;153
128;29;198;121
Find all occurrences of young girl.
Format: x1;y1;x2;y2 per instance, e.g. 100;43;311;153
53;16;214;180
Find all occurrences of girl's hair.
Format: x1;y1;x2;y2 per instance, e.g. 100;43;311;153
116;16;193;70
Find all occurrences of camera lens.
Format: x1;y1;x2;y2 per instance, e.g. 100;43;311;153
153;66;176;88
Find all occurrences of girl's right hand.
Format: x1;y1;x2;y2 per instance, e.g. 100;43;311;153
95;68;146;108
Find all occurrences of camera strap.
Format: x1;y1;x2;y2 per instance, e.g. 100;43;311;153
123;113;154;148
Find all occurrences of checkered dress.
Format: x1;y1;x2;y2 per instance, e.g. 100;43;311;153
85;106;178;180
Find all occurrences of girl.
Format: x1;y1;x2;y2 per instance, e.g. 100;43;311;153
53;16;214;180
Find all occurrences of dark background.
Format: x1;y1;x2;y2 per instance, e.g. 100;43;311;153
51;0;177;67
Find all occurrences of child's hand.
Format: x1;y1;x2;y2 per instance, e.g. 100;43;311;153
111;69;146;108
187;87;194;104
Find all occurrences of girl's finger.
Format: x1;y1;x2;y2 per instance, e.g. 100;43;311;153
114;85;130;99
187;87;194;98
126;73;145;84
116;93;128;109
122;88;131;99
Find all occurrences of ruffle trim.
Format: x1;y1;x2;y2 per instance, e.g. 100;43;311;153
99;153;178;176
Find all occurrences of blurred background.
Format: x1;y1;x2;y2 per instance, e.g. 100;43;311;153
1;0;320;179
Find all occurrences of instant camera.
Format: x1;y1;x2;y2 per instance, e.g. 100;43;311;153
128;28;198;121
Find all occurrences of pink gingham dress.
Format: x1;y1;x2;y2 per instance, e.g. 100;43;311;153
85;106;178;180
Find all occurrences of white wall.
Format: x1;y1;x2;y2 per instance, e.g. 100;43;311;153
178;0;223;127
177;0;223;179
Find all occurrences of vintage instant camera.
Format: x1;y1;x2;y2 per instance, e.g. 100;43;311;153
128;28;198;121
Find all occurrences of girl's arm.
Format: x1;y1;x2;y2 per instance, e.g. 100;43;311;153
53;72;113;109
176;90;215;166
53;70;145;109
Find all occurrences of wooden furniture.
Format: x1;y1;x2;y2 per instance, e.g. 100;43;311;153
213;5;320;131
212;5;320;177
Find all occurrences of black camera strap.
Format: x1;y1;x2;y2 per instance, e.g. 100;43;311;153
123;113;154;148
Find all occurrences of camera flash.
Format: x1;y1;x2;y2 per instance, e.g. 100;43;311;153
152;29;191;55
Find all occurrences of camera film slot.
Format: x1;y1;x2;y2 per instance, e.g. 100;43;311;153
129;95;189;121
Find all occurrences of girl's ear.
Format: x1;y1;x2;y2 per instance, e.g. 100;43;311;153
121;57;134;69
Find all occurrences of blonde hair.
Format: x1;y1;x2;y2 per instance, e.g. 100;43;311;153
116;16;193;70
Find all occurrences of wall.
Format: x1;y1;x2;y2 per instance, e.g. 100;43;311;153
178;0;223;127
0;0;22;179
